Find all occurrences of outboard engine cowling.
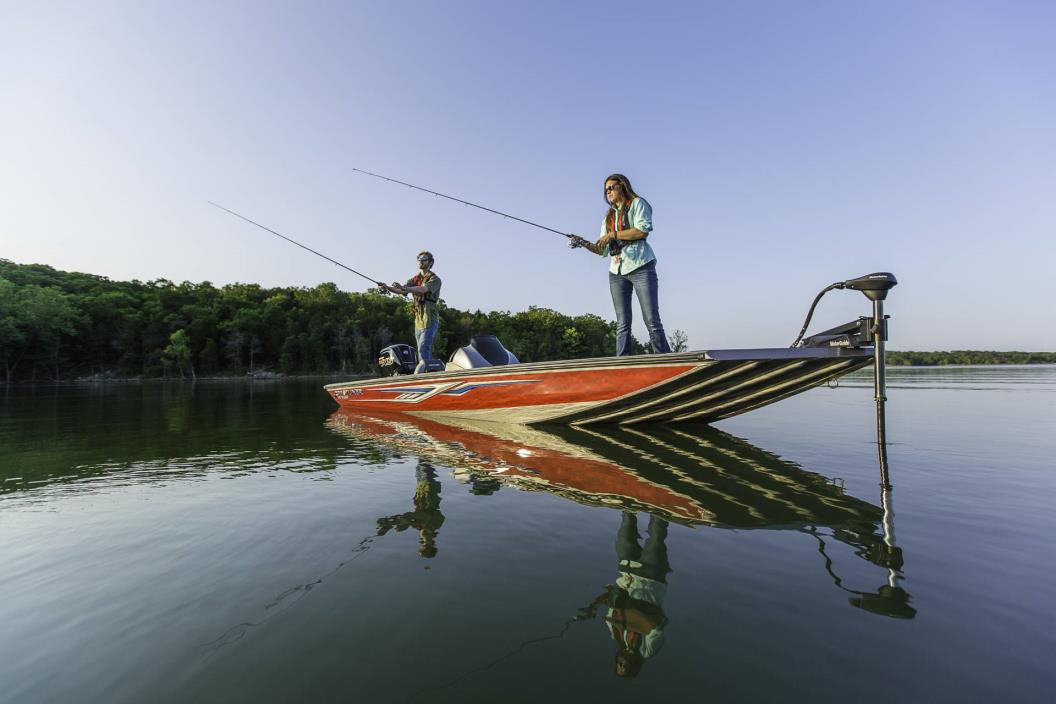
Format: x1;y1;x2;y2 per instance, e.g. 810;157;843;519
378;344;418;376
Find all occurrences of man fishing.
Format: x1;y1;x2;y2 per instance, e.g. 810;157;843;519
377;251;442;373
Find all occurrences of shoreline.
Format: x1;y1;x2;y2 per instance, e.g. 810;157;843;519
4;362;1054;388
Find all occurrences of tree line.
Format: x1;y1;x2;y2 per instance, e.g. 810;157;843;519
3;259;1050;384
885;350;1056;366
1;259;684;384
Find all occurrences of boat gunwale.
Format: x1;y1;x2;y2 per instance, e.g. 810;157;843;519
324;346;874;390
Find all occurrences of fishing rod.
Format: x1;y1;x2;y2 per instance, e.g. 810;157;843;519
208;201;386;287
351;167;579;243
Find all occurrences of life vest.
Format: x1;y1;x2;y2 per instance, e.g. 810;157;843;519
410;272;439;315
605;198;647;254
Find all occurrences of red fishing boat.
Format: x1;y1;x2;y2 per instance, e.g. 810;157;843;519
325;273;897;425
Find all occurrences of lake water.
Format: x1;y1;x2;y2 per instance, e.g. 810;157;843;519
2;367;1054;703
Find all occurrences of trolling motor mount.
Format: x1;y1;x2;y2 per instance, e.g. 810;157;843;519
792;272;897;349
800;317;877;349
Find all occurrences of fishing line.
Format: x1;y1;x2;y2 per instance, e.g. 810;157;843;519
406;616;584;701
351;167;578;242
198;535;376;658
208;201;385;286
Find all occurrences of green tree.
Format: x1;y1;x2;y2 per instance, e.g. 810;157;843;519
0;280;79;383
162;329;195;379
0;278;26;385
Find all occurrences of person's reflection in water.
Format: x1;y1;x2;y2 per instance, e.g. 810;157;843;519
582;512;672;677
376;461;445;558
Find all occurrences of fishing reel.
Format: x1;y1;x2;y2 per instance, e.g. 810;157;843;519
567;234;622;253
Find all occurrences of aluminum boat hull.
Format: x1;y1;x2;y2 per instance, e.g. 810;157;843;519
325;347;872;425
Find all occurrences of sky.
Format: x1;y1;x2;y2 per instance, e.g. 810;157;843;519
2;0;1053;351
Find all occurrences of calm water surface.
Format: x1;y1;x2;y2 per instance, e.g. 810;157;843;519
2;367;1054;703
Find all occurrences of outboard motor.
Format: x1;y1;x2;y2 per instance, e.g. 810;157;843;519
378;344;446;375
378;344;418;376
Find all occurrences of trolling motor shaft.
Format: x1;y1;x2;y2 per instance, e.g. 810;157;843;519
792;272;897;466
842;273;898;463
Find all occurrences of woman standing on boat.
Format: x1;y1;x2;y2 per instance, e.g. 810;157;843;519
570;174;671;356
377;251;442;373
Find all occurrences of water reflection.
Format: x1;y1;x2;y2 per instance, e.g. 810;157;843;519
821;470;916;619
377;460;446;558
0;382;353;496
328;409;915;622
580;513;672;677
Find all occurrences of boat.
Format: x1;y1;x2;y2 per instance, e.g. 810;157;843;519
326;273;898;425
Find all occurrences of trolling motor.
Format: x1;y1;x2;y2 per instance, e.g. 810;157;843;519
790;273;908;617
792;273;897;348
792;272;898;454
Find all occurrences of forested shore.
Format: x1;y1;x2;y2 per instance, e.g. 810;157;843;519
1;260;1051;384
885;351;1056;366
0;259;650;384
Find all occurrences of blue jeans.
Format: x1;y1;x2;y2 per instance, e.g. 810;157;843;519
616;512;671;583
609;261;671;356
415;320;438;373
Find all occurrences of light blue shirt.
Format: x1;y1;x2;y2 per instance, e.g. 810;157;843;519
606;571;667;658
599;197;657;275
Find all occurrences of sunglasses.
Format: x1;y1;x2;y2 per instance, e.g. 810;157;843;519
418;257;432;262
605;184;622;193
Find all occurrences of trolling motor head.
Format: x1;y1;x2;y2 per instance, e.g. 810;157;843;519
841;272;897;301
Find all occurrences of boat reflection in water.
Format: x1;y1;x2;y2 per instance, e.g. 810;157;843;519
327;409;915;621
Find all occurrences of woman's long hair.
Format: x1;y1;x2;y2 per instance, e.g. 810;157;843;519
603;173;640;233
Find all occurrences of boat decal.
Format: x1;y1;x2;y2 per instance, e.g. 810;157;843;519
339;379;540;404
374;386;437;394
440;380;539;395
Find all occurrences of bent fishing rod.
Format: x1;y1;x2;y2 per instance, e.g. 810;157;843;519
208;201;386;287
351;167;582;244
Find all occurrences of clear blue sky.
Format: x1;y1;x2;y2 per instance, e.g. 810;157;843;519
2;1;1053;350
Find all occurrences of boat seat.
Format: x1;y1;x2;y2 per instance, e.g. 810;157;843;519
470;335;520;366
446;345;492;371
